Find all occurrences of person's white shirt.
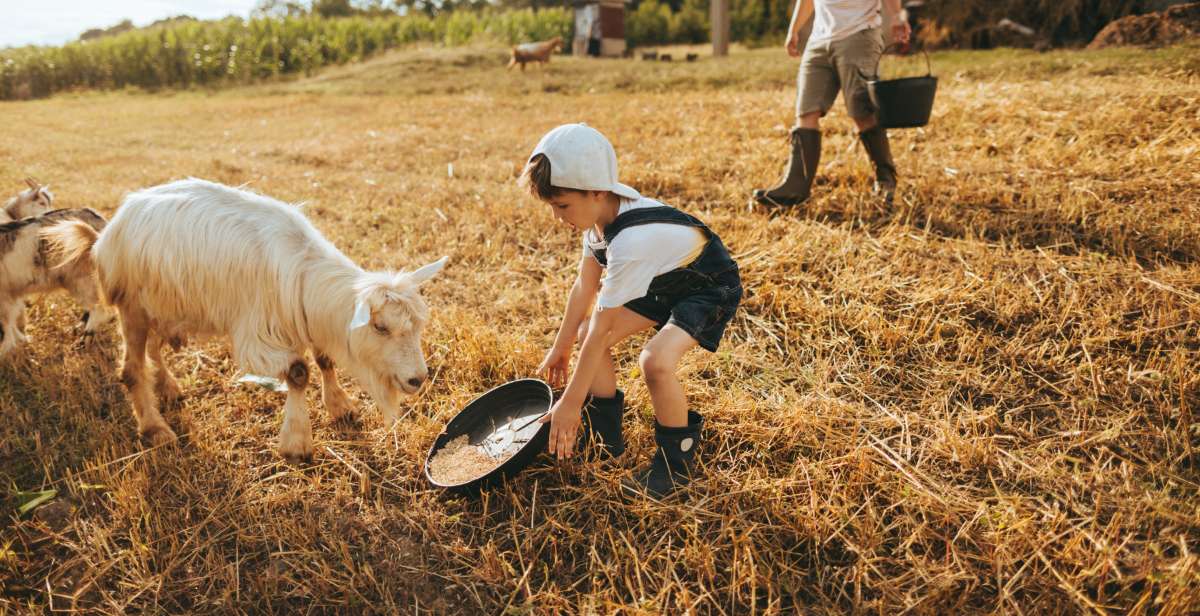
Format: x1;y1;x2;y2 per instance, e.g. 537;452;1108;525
810;0;883;44
582;197;706;309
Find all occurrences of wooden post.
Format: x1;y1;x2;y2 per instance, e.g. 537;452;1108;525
711;0;729;57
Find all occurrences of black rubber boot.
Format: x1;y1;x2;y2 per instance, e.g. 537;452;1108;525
753;128;821;208
859;125;898;204
621;411;703;500
580;389;625;458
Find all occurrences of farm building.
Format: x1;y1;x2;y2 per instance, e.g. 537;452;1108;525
572;0;627;57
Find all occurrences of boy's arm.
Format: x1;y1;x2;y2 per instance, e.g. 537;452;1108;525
786;0;814;57
539;254;602;388
882;0;911;46
552;255;602;351
545;304;619;458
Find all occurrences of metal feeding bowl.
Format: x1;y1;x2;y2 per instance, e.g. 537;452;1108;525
424;379;552;491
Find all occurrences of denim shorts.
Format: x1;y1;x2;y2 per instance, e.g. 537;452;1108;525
624;270;742;352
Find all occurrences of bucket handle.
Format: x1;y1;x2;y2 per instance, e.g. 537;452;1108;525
863;43;932;81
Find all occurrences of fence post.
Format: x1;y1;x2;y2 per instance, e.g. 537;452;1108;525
711;0;729;56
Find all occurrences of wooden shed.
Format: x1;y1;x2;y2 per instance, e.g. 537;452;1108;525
572;0;627;57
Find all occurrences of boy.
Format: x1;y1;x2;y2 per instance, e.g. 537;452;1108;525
520;123;742;499
753;0;911;207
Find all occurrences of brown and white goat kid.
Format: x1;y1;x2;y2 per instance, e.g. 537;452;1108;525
1;177;55;223
0;209;113;356
507;36;563;71
44;179;447;462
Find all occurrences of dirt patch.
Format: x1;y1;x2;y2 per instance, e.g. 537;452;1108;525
1089;3;1200;48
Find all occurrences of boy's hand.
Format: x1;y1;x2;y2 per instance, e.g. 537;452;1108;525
892;21;912;50
786;31;802;58
540;396;582;459
538;345;571;389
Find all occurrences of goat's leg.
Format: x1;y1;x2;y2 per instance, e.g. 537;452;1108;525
64;274;114;346
0;299;21;357
315;352;356;423
148;331;183;407
16;303;27;339
119;308;176;446
278;356;314;464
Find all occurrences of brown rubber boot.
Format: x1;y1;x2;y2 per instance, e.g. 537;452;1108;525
753;128;821;208
859;126;898;204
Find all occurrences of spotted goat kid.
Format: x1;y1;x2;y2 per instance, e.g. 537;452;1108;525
0;208;114;356
1;177;55;223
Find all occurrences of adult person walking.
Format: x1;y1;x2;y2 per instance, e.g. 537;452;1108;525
753;0;911;208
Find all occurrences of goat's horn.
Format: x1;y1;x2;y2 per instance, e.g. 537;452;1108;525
24;177;40;189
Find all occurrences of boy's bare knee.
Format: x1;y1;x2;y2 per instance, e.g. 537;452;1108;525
639;348;675;384
797;112;821;129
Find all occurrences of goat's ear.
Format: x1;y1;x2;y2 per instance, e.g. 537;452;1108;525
408;256;448;285
348;297;372;331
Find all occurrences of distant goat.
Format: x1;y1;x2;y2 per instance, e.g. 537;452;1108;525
43;179;447;462
508;36;563;71
0;208;113;357
1;177;54;223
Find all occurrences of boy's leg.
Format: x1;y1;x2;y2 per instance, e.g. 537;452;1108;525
835;27;898;202
576;308;657;458
625;325;704;499
576;308;657;396
638;324;699;427
752;41;832;208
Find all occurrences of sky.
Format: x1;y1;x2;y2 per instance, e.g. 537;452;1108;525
0;1;262;49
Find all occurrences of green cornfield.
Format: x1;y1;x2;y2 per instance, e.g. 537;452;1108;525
0;10;572;100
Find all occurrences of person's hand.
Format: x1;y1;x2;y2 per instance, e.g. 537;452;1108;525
540;396;582;459
786;31;802;58
538;345;571;389
892;21;912;52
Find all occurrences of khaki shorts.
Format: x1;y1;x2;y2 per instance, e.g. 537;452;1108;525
796;27;884;120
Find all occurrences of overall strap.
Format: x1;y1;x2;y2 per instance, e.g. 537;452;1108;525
601;206;711;244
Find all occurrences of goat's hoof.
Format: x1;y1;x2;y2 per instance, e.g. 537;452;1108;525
281;449;314;465
76;331;96;351
158;383;184;407
140;425;178;448
325;397;358;424
279;433;314;465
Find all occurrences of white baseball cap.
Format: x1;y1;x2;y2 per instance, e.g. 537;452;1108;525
529;123;640;200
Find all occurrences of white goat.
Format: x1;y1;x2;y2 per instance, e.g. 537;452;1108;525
1;177;55;223
1;209;113;356
43;179;447;462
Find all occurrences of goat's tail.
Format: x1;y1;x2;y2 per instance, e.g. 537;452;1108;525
41;220;98;272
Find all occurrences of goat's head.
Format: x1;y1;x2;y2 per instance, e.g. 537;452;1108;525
6;177;54;219
345;257;447;413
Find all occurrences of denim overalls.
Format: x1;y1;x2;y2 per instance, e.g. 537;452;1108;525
594;206;742;352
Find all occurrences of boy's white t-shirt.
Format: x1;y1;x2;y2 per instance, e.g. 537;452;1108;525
583;197;707;309
810;0;883;44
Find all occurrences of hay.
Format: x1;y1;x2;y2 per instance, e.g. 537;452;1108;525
0;43;1197;613
1089;2;1200;48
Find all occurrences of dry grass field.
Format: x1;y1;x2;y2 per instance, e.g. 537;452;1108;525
1;42;1198;614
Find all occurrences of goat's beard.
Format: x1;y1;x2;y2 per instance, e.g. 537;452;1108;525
345;362;403;428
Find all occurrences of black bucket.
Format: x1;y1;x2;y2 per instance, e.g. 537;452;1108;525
863;45;937;129
425;379;552;492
